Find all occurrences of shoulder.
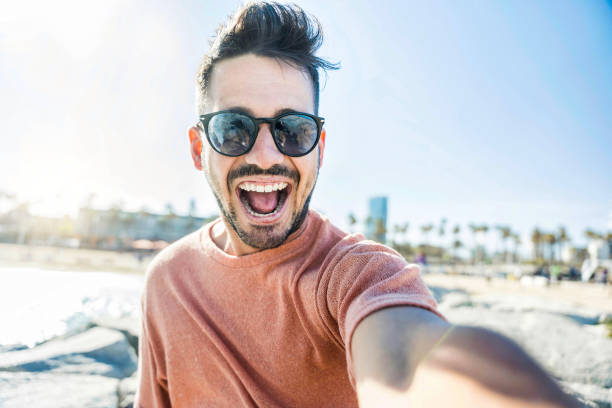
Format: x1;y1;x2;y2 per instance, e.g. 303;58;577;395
323;233;407;274
305;210;408;273
143;225;208;293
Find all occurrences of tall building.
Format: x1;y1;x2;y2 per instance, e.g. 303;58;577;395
365;196;388;243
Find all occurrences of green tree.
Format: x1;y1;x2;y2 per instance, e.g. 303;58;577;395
420;224;434;245
392;224;402;244
347;213;357;233
375;219;386;243
452;239;463;260
400;222;409;243
585;229;602;240
468;223;478;263
495;225;512;262
531;228;542;261
543;233;557;261
511;233;521;263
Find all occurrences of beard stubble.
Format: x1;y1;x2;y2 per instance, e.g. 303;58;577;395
207;163;318;250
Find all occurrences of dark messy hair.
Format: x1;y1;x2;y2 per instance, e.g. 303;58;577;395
196;1;339;115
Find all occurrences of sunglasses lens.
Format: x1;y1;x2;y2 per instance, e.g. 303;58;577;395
274;115;319;156
208;112;256;156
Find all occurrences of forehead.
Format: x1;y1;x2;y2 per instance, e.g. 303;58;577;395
208;54;315;116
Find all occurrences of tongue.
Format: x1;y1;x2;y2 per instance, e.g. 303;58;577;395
245;191;279;214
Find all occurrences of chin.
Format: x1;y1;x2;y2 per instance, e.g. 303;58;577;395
226;195;311;250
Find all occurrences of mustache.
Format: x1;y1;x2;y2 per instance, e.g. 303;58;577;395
227;164;300;188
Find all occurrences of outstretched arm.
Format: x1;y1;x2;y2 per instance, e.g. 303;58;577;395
351;306;582;408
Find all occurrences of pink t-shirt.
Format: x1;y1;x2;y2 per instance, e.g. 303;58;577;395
135;210;442;407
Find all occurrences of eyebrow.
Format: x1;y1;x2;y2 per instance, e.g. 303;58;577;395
224;106;305;118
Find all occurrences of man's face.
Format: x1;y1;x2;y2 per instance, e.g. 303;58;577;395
192;54;325;253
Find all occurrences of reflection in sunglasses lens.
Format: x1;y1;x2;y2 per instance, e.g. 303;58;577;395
275;115;317;156
210;113;255;155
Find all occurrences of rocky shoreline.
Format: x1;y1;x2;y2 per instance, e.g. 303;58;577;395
0;324;138;408
1;274;610;407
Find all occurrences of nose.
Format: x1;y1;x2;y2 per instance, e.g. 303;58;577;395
244;123;284;169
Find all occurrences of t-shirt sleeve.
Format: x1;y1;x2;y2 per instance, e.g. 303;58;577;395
315;238;445;386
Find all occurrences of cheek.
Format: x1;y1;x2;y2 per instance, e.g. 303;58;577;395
203;152;222;191
294;160;319;199
205;152;235;195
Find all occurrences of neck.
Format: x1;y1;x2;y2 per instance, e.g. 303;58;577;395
211;220;257;256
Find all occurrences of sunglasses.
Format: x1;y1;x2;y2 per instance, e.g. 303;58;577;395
199;110;325;157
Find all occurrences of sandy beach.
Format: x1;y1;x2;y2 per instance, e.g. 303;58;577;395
0;243;152;274
2;242;609;312
423;272;612;313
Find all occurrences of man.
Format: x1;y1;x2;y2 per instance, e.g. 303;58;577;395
135;2;581;407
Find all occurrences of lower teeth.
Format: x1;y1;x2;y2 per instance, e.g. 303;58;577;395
245;201;279;217
240;189;287;218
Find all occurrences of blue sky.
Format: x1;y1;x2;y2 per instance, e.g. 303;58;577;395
1;0;610;252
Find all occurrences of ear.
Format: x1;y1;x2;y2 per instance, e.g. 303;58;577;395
318;129;326;168
188;126;203;170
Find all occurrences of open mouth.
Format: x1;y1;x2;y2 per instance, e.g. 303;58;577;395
236;181;291;220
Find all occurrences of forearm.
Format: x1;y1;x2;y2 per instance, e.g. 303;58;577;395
352;307;582;408
400;325;581;407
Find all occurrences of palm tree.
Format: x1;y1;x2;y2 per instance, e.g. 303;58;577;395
392;224;402;244
585;229;602;240
531;228;542;261
480;224;489;236
452;239;463;260
495;226;512;263
543;233;557;261
557;226;570;263
438;217;447;247
475;224;489;263
400;222;409;243
420;223;434;245
347;213;357;234
365;216;373;237
511;233;521;263
375;219;386;243
468;223;478;263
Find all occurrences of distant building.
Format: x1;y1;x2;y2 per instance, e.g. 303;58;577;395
76;208;215;250
365;196;387;243
588;239;611;261
0;206;75;246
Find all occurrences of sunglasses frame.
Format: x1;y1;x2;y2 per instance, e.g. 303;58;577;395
199;110;325;157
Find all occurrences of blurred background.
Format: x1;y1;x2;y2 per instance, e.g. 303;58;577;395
0;1;611;407
1;0;611;262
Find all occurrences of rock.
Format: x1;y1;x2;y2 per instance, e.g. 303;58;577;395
92;316;140;355
599;313;612;325
562;382;612;408
118;372;138;408
0;371;118;408
437;292;473;311
469;294;602;324
427;285;469;304
424;284;612;406
445;306;612;404
0;326;136;379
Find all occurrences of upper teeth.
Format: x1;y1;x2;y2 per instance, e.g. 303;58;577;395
239;182;288;192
